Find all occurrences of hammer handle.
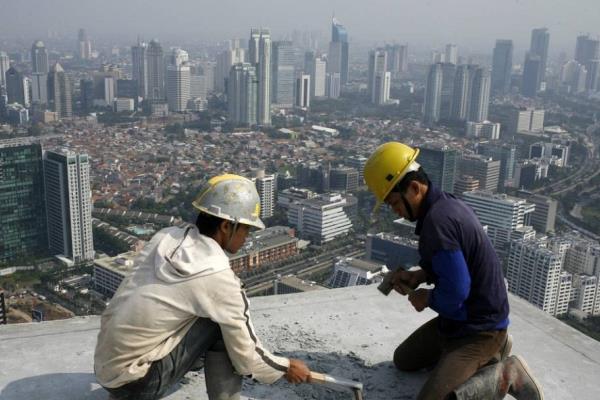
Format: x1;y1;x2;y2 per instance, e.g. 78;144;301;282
309;371;328;384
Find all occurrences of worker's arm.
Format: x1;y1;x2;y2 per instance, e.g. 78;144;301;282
428;249;471;320
203;270;308;384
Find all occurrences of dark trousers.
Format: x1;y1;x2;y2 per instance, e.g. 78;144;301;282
393;317;506;400
106;317;222;400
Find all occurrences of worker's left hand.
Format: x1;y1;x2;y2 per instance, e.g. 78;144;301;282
285;358;310;384
408;288;430;312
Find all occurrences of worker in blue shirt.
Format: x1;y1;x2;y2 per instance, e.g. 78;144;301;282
364;142;544;400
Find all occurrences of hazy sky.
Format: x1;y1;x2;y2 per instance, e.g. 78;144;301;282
0;0;598;54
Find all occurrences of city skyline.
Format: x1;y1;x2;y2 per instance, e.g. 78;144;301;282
0;1;599;53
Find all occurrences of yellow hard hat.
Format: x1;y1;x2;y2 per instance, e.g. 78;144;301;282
192;174;265;230
364;142;420;211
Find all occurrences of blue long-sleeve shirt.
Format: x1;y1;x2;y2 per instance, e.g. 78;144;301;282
415;184;509;337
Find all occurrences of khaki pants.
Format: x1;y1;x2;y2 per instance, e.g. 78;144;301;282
393;317;506;400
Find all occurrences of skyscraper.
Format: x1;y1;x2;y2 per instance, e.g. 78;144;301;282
248;29;261;65
5;66;27;106
451;64;474;121
48;63;72;119
328;18;349;85
0;139;47;263
439;63;457;120
587;60;600;92
168;48;189;67
575;34;600;65
248;29;272;125
147;39;165;100
78;29;92;60
529;28;550;86
31;72;48;105
560;60;588;93
368;49;390;105
522;54;542;98
295;73;310;108
272;41;295;108
423;63;443;125
215;40;244;93
131;40;148;98
254;171;276;219
166;50;191;112
469;67;491;122
0;51;9;87
418;145;459;193
228;62;257;126
44;150;94;264
326;72;341;98
491;40;513;95
445;44;458;65
309;57;327;97
385;44;408;76
31;41;49;74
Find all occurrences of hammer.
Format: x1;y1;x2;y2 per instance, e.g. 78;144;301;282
309;371;364;400
377;267;414;296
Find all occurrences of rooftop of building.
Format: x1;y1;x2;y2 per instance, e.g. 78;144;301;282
276;276;326;292
93;251;139;275
336;257;384;272
368;232;419;247
231;227;298;259
463;190;526;203
1;285;599;400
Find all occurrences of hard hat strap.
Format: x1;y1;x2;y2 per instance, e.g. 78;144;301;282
401;195;415;221
225;220;240;250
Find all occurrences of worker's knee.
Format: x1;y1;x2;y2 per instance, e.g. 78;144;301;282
393;344;415;371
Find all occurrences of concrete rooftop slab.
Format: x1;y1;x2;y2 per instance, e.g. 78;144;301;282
1;285;599;399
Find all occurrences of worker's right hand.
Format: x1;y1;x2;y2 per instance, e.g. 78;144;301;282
285;358;310;384
392;269;426;295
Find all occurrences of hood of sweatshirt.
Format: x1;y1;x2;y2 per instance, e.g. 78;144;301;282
153;226;231;283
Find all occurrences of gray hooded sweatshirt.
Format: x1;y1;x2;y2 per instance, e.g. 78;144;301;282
94;226;289;389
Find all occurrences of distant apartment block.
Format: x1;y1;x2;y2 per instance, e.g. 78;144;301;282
228;226;298;274
506;238;570;316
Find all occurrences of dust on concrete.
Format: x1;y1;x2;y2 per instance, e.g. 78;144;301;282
177;322;421;399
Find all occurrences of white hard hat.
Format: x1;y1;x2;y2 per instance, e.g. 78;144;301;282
192;174;265;230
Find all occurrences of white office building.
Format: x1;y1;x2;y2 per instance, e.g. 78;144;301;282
462;191;534;253
167;63;191;112
466;121;501;140
312;57;327;98
287;193;352;244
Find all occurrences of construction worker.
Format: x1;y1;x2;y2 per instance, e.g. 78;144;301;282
364;142;544;400
94;174;311;400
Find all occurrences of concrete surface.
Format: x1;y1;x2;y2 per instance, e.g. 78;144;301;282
1;285;599;399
